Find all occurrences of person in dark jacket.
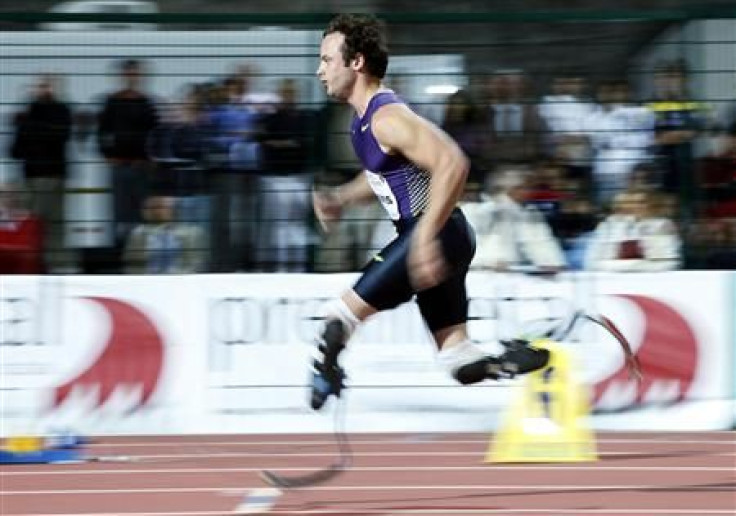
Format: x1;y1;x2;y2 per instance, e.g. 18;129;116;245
255;78;315;271
10;74;72;272
97;59;159;246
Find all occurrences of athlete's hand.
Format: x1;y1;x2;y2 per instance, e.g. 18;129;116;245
408;230;448;291
312;188;343;233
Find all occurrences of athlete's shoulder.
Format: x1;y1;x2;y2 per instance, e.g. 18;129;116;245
372;92;422;123
371;103;418;141
373;101;413;120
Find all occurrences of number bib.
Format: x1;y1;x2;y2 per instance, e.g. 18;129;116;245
365;170;400;220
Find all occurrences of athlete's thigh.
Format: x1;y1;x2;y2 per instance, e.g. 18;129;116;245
437;209;476;271
352;230;414;311
354;209;474;316
415;209;475;332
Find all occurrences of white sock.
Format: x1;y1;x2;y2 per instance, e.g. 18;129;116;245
437;340;487;376
319;298;360;341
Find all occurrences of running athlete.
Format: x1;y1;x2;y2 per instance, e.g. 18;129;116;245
309;14;550;410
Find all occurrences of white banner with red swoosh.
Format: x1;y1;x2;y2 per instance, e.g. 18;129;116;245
0;271;733;436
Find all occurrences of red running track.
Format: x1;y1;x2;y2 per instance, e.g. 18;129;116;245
1;431;734;515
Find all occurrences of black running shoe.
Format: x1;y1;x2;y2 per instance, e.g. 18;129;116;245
497;338;551;377
452;340;550;384
453;356;506;384
309;320;347;410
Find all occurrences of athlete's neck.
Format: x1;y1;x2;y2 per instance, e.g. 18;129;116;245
349;79;386;118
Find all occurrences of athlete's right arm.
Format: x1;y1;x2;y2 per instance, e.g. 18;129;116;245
313;172;374;232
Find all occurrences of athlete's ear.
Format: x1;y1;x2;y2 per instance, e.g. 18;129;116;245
350;53;365;72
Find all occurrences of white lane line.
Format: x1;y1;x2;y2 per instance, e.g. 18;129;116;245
234;487;282;514
258;511;736;515
24;450;734;461
251;511;736;515
3;484;734;495
88;437;736;447
3;511;736;516
3;465;734;476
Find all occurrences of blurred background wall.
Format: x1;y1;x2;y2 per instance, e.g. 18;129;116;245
0;1;734;275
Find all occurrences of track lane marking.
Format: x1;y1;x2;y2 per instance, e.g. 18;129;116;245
3;464;734;476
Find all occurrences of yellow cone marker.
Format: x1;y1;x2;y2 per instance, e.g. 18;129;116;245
487;339;597;463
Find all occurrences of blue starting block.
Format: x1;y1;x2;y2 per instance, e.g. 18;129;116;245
1;433;88;464
0;446;85;464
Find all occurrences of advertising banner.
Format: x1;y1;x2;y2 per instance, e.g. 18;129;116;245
1;271;732;435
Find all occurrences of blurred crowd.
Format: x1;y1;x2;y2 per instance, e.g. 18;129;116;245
3;58;736;275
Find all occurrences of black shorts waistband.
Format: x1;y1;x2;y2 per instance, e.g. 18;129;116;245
392;215;420;233
392;207;465;233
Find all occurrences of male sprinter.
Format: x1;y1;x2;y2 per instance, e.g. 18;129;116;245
310;14;550;410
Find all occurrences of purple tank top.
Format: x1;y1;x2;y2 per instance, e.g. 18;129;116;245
350;91;430;221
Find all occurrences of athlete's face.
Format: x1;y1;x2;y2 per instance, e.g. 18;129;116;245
317;32;357;100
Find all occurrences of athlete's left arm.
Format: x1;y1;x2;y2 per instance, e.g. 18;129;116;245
372;104;470;289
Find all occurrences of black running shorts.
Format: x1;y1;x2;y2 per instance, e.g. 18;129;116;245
352;208;476;334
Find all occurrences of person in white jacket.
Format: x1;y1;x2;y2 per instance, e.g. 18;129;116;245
584;190;681;272
585;80;656;206
463;166;567;272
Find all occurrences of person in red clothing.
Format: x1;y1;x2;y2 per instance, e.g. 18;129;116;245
0;183;44;274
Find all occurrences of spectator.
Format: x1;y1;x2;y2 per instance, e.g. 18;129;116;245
688;123;736;268
209;75;262;171
524;160;572;219
123;195;206;274
206;74;263;271
549;187;598;271
9;74;73;272
523;161;598;270
147;84;212;265
627;161;662;192
235;63;280;114
586;80;656;206
585;190;681;271
147;84;209;195
483;71;542;166
97;59;159;247
0;183;43;274
537;74;595;188
699;119;736;211
647;60;705;204
255;78;315;271
441;88;487;187
695;217;736;269
463;166;567;272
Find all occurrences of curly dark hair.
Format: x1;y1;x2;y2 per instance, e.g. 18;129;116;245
324;14;389;79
